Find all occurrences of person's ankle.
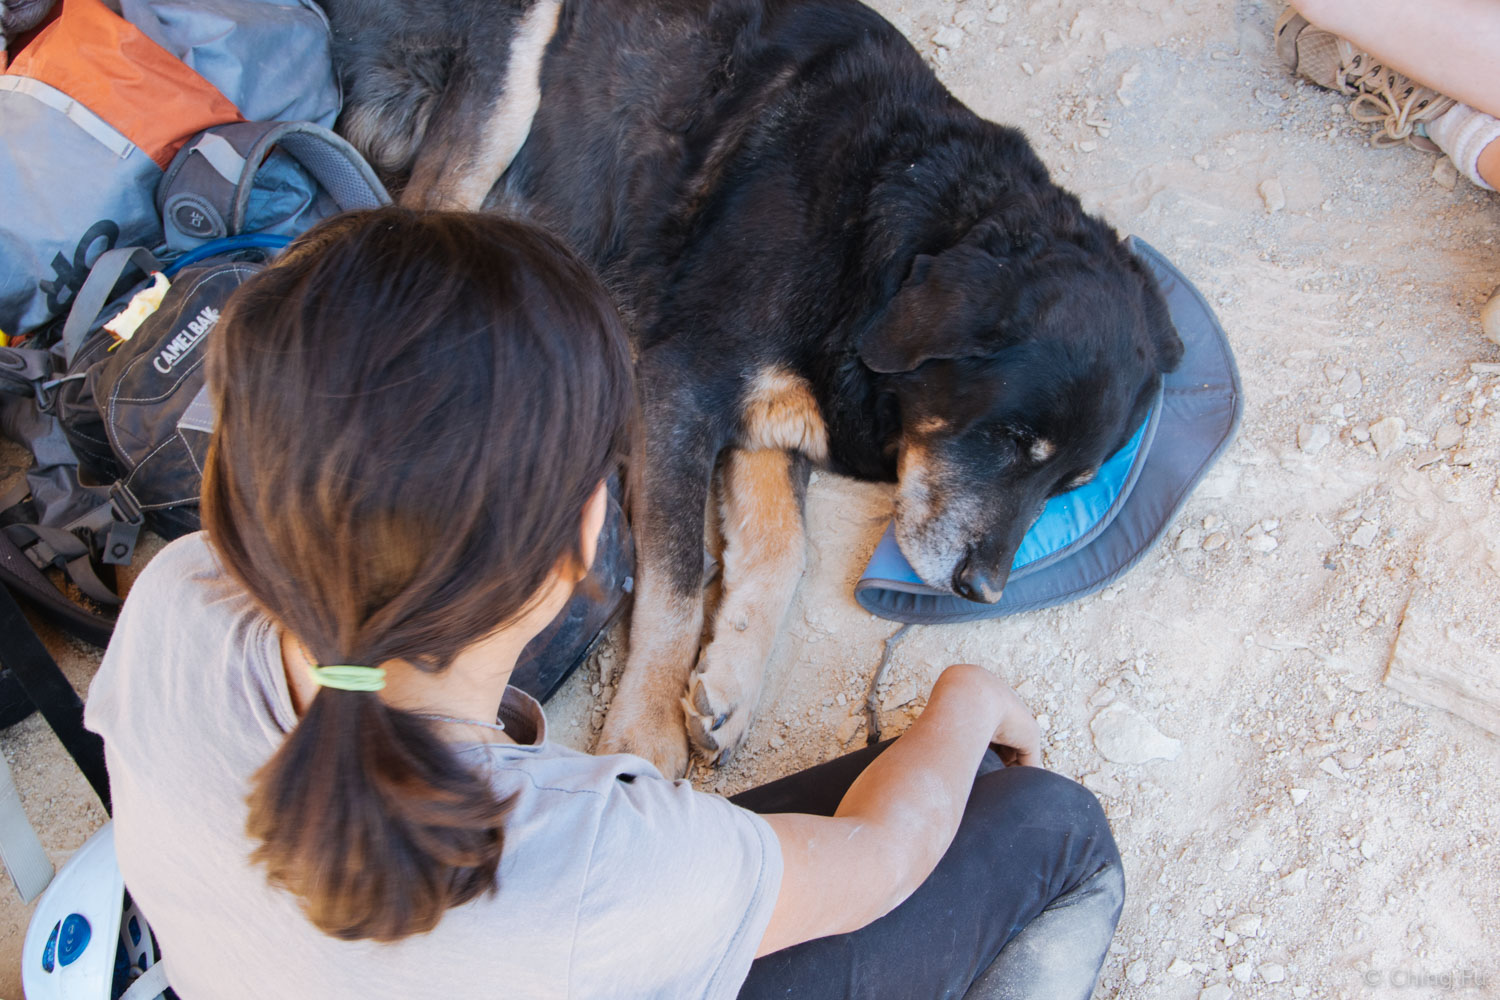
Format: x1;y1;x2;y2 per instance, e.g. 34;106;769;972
1426;103;1500;191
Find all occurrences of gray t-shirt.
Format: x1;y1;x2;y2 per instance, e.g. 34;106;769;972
85;533;783;999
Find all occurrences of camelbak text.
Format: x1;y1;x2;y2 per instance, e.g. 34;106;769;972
153;305;220;374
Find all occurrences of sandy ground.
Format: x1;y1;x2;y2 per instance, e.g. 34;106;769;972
4;0;1500;996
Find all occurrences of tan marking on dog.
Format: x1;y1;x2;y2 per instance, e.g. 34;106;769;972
910;415;948;435
685;449;807;762
1066;467;1098;489
1029;438;1056;463
741;369;829;461
401;0;561;210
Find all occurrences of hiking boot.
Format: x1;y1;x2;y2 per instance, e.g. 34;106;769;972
1274;8;1455;151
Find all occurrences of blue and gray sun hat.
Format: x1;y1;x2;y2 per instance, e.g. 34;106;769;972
854;236;1243;624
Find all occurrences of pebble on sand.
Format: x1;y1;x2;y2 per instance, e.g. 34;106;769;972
933;24;964;49
1297;422;1331;454
1259;178;1285;213
1369;416;1406;456
1226;913;1262;938
1432;157;1459;190
1090;703;1183;764
1199;985;1233;1000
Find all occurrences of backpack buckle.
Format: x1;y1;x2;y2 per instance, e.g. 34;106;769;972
100;484;144;566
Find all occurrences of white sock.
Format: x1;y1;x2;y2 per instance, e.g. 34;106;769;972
1426;102;1500;192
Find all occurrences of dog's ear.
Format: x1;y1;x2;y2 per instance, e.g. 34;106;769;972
858;245;1020;373
1127;253;1184;374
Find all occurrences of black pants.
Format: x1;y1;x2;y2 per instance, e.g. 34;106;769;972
729;743;1124;1000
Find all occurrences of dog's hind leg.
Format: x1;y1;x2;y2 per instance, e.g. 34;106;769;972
684;448;811;765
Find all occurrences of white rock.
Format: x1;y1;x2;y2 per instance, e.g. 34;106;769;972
1434;423;1463;449
1227;913;1262;938
1280;867;1308;892
1289;787;1309;806
835;715;862;744
1200;985;1233;1000
1203;531;1228;551
1090;703;1183;764
1168;958;1193;976
1245;533;1278;553
1369;416;1406;456
1350;522;1379;548
1297;422;1332;454
1178;527;1204;550
1319;756;1345;779
882;679;917;711
1433;156;1459;190
1259;178;1286;213
1082;770;1125;797
1127;960;1148;985
1232;962;1254;983
1261;963;1287;984
933;25;965;49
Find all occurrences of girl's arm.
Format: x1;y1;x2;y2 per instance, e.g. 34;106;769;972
756;663;1041;956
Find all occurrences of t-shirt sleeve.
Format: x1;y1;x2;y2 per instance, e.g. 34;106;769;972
570;773;784;1000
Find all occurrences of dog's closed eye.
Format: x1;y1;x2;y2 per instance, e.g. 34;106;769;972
1064;468;1097;489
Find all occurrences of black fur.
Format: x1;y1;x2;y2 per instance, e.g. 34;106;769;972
324;0;1183;602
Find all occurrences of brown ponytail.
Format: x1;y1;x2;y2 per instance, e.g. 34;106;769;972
201;209;634;940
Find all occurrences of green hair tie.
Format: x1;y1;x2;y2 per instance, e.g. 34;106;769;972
309;664;387;693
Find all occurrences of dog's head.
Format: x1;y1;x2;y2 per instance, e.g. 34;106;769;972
861;229;1182;603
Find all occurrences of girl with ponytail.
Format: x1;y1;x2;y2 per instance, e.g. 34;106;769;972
86;208;1125;1000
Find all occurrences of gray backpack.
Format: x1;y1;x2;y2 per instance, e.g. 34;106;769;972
0;120;391;636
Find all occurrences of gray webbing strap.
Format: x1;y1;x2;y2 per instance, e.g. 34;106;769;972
0;346;53;397
60;246;163;367
230;121;390;233
119;958;170;1000
0;738;54;903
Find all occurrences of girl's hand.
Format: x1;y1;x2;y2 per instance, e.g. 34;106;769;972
932;664;1042;767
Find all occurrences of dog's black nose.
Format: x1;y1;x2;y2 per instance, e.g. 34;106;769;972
953;554;1006;604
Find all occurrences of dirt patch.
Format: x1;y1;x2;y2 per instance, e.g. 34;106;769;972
4;0;1499;996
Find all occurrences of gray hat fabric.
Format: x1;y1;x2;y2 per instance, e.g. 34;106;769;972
854;236;1244;624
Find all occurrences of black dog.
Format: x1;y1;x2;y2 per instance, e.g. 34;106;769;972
322;0;1183;777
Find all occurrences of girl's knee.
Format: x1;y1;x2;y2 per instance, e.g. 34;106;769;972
991;766;1112;833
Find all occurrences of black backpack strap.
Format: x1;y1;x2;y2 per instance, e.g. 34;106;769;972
0;582;111;810
0;523;116;647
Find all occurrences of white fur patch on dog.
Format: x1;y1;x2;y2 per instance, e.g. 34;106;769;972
1029;438;1056;462
407;0;561;210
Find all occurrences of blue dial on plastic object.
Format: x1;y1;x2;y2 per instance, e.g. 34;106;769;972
41;920;59;972
57;913;91;967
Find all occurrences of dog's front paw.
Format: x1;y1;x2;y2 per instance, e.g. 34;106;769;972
682;665;756;767
596;701;691;779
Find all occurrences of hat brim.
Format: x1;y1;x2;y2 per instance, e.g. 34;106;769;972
854;236;1244;624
